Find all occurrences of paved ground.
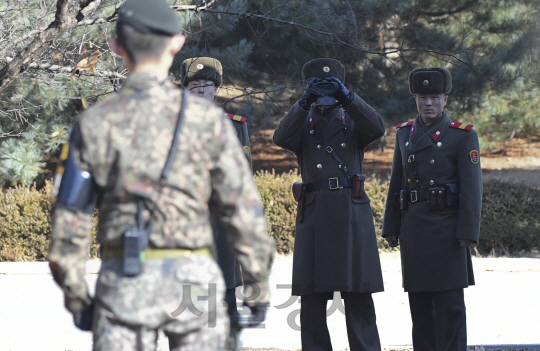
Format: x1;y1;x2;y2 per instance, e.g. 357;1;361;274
1;254;539;351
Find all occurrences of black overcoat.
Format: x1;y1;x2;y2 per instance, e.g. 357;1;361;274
212;114;251;289
273;95;386;296
382;112;482;292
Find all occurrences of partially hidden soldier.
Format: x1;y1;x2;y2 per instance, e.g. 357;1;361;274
179;56;253;351
382;67;482;351
48;1;274;350
273;58;386;351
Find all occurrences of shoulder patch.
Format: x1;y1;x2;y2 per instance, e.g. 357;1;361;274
396;121;414;129
449;121;473;131
225;112;246;123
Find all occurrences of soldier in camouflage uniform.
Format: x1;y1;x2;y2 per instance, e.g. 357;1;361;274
48;0;274;350
382;67;482;351
179;57;253;350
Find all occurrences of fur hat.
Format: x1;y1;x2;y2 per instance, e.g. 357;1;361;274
302;58;345;85
409;67;452;95
180;57;223;87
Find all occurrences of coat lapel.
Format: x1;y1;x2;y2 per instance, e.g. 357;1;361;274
411;113;451;153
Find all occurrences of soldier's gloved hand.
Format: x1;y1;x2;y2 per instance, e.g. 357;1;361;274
72;299;94;331
329;77;354;106
244;302;270;327
385;235;399;247
299;77;321;111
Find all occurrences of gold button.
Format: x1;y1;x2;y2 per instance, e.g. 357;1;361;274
430;160;435;164
310;130;314;134
430;180;434;185
341;143;346;148
405;142;409;146
408;179;411;183
317;164;322;169
437;142;442;147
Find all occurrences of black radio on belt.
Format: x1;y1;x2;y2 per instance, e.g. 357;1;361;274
123;224;149;276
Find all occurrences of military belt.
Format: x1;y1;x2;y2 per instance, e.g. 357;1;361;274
408;190;430;203
101;247;213;260
305;177;352;192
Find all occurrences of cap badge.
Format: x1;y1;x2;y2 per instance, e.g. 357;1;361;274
323;66;330;72
423;80;429;85
196;64;204;69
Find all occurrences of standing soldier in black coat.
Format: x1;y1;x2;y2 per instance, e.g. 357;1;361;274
273;58;386;351
180;57;252;350
382;67;482;351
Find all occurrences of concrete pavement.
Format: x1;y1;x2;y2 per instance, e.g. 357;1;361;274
0;254;539;350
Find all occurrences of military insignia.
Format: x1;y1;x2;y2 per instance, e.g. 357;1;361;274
470;150;479;164
450;121;473;131
396;120;414;129
196;63;204;69
243;145;251;153
423;80;429;85
225;112;246;123
323;66;330;72
433;130;441;141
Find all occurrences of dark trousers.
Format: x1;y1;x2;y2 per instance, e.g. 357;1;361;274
408;289;467;351
300;292;381;351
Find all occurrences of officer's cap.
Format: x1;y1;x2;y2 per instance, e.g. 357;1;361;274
409;67;452;95
118;0;181;36
302;58;345;85
180;57;223;87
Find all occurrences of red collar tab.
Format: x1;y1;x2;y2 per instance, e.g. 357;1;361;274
309;117;315;128
225;113;246;123
433;129;441;141
396;120;414;129
449;121;473;131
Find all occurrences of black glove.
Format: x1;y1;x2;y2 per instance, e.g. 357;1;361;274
299;77;321;111
73;301;94;331
244;303;269;327
329;77;354;106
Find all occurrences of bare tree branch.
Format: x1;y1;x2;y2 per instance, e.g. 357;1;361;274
0;0;103;91
1;57;127;79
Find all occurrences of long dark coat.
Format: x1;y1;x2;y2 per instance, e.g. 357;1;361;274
382;112;482;292
273;95;386;296
212;114;251;289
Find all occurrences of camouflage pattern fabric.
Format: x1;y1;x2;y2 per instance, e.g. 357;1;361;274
49;72;274;346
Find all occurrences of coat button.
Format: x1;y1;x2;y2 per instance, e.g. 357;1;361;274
430;180;434;185
405;142;409;146
408;179;411;183
317;144;322;149
317;164;322;169
437;142;442;147
430;159;435;164
310;130;314;134
341;143;346;148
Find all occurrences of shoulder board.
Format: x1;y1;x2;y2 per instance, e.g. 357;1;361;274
395;121;414;129
225;113;246;123
449;121;473;131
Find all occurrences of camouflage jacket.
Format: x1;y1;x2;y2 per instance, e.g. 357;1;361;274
49;73;274;312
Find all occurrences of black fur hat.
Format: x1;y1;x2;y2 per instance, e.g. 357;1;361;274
409;67;452;94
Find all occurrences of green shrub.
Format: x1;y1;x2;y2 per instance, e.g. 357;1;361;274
477;180;540;256
0;181;99;262
254;170;301;254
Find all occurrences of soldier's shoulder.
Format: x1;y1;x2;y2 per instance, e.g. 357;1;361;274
225;112;247;123
449;121;474;131
395;120;414;129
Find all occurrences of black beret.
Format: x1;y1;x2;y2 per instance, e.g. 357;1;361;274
409;67;452;95
118;0;181;36
180;57;223;87
302;58;345;85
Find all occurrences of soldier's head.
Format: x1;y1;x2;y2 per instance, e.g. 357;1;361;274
409;67;452;124
180;57;222;101
302;58;345;86
110;0;185;76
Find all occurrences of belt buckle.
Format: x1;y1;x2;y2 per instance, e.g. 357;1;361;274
410;190;418;203
329;177;339;190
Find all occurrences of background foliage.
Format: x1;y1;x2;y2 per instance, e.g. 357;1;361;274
0;0;539;186
2;176;537;261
